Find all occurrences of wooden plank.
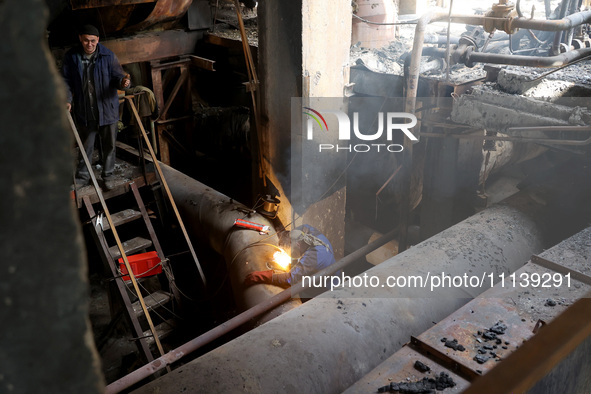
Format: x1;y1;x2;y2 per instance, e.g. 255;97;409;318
116;141;153;162
101;209;142;231
70;0;155;10
109;237;153;260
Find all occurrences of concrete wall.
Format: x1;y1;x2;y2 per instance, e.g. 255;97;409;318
258;0;351;257
0;0;104;393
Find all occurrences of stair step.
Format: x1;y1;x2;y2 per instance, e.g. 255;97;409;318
132;290;172;318
101;209;142;231
109;237;153;260
143;319;177;347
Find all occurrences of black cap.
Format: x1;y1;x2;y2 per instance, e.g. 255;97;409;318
79;24;99;37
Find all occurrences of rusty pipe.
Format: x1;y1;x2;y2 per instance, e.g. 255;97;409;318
157;164;301;323
106;229;398;394
466;46;591;67
512;10;591;31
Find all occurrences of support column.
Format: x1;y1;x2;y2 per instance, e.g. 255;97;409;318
258;0;351;258
0;0;104;392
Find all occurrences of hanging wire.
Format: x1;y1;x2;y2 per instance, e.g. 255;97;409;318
352;13;419;25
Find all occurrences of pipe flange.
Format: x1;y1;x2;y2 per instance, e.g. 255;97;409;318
463;46;476;68
572;39;585;49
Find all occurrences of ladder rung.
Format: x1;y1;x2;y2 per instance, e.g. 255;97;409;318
132;290;172;318
101;209;142;231
109;237;153;260
143;319;177;347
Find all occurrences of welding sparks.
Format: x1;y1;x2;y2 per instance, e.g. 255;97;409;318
273;250;291;271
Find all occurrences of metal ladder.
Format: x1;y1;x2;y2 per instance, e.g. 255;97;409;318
83;182;178;364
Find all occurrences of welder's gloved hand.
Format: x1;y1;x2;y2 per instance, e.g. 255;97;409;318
244;270;273;286
271;272;291;288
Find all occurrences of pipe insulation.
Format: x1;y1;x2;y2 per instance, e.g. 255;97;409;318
160;164;301;323
133;189;561;394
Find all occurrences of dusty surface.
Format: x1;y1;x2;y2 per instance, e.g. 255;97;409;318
209;3;258;46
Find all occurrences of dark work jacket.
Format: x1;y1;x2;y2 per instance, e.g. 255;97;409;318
62;43;125;127
289;225;336;285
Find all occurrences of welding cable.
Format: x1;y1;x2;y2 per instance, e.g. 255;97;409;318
516;0;524;18
352;13;419;25
136;278;184;320
521;53;591;82
124;279;184;321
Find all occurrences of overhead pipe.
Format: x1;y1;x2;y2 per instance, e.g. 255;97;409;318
132;187;580;394
158;164;301;323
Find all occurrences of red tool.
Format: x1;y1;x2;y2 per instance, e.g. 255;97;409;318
234;218;270;234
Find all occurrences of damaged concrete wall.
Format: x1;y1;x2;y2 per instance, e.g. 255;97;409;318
259;0;351;258
298;0;352;258
0;0;104;392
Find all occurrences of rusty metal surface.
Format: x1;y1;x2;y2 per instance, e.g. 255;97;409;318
410;256;591;381
124;0;192;31
415;297;538;376
463;296;591;394
343;346;470;394
70;0;154;10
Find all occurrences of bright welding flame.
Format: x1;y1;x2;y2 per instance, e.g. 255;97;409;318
273;250;291;271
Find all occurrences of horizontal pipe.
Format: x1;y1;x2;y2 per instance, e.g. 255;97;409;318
512;10;591;32
132;189;566;394
106;230;398;393
467;47;591;67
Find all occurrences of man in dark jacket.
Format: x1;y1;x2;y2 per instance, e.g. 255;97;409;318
244;224;336;288
63;24;130;190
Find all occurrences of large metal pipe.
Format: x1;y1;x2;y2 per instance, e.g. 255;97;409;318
106;230;398;393
159;164;301;322
132;190;559;394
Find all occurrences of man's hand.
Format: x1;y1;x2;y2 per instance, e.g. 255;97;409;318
66;103;72;112
121;74;131;89
244;270;273;286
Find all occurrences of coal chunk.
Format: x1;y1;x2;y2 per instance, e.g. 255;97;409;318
444;338;465;352
545;299;557;307
489;322;508;335
377;372;456;393
482;331;497;341
474;354;490;364
414;361;431;373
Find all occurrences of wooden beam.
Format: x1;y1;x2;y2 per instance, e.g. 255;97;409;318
52;30;202;65
189;55;216;71
70;0;155;10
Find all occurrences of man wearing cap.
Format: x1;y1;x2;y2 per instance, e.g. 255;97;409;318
63;24;130;190
244;224;336;288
